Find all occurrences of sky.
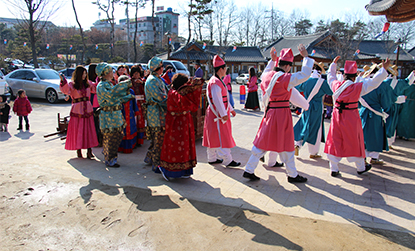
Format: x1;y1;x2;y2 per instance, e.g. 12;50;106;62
2;0;371;34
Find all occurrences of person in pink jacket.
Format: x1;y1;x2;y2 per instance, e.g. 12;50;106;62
60;65;98;158
244;67;260;110
13;89;32;130
243;45;313;182
202;55;240;167
324;56;390;177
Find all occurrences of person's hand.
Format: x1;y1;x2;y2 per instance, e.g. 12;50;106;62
221;115;229;122
358;71;365;77
333;56;341;64
298;44;308;58
382;58;391;69
270;47;278;62
231;110;236;117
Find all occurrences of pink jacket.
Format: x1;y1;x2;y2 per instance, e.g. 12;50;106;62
247;76;258;92
60;78;95;118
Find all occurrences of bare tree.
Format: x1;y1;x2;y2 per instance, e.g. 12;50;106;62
212;0;238;46
93;0;120;58
71;0;86;64
5;0;62;68
186;0;213;45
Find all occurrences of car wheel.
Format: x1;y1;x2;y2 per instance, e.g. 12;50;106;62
46;88;58;103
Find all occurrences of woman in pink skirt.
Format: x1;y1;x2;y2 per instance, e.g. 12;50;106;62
60;66;98;158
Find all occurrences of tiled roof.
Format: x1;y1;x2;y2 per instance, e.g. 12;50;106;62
263;31;331;58
169;42;267;63
407;46;415;57
358;40;415;61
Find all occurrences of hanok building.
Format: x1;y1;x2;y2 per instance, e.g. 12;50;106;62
263;30;415;78
166;41;267;78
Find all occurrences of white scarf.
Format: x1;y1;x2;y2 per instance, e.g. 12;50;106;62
263;71;284;108
332;80;354;104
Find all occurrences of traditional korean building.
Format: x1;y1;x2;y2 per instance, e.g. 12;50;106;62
166;41;267;78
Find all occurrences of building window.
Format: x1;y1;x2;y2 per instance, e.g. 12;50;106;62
143;23;146;26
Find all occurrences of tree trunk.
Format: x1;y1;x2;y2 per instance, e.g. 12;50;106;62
71;0;86;64
126;2;130;62
27;1;38;68
187;0;193;45
133;0;139;62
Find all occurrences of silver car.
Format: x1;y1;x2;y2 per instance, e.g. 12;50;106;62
6;69;66;103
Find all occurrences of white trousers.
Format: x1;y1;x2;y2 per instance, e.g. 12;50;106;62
326;154;365;172
387;132;396;147
207;147;232;166
245;146;298;178
365;150;380;159
294;121;322;155
268;152;281;166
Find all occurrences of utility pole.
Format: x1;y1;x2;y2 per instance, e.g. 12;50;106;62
271;3;274;41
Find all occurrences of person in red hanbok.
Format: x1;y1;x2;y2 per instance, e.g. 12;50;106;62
159;74;203;180
131;65;146;146
59;65;98;158
244;67;260;110
243;45;313;182
324;56;390;177
116;74;139;154
202;55;241;167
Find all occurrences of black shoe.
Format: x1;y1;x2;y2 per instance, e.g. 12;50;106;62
17;127;22;130
287;175;307;183
208;159;223;164
259;156;265;162
272;162;284;167
226;160;241;167
243;171;260;181
331;171;340;177
357;164;372;175
107;163;120;168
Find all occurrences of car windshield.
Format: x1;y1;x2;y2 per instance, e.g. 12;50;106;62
35;69;60;80
171;61;187;71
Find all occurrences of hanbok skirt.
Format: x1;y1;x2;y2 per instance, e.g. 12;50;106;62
244;91;260;110
65;115;98;150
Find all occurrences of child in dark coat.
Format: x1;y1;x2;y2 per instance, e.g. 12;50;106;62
0;95;10;132
13;89;32;130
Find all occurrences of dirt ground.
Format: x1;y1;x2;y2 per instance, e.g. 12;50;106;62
1;165;414;251
1;99;415;250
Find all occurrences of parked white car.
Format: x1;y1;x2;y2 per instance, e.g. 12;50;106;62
0;70;11;102
6;69;66;103
236;73;249;85
162;60;190;76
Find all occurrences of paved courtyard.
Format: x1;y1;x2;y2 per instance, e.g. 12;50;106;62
1;85;415;247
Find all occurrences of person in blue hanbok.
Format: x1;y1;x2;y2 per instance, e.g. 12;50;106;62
397;82;415;139
144;57;169;172
119;87;139;153
96;64;135;167
294;62;333;158
358;64;399;165
384;68;415;146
